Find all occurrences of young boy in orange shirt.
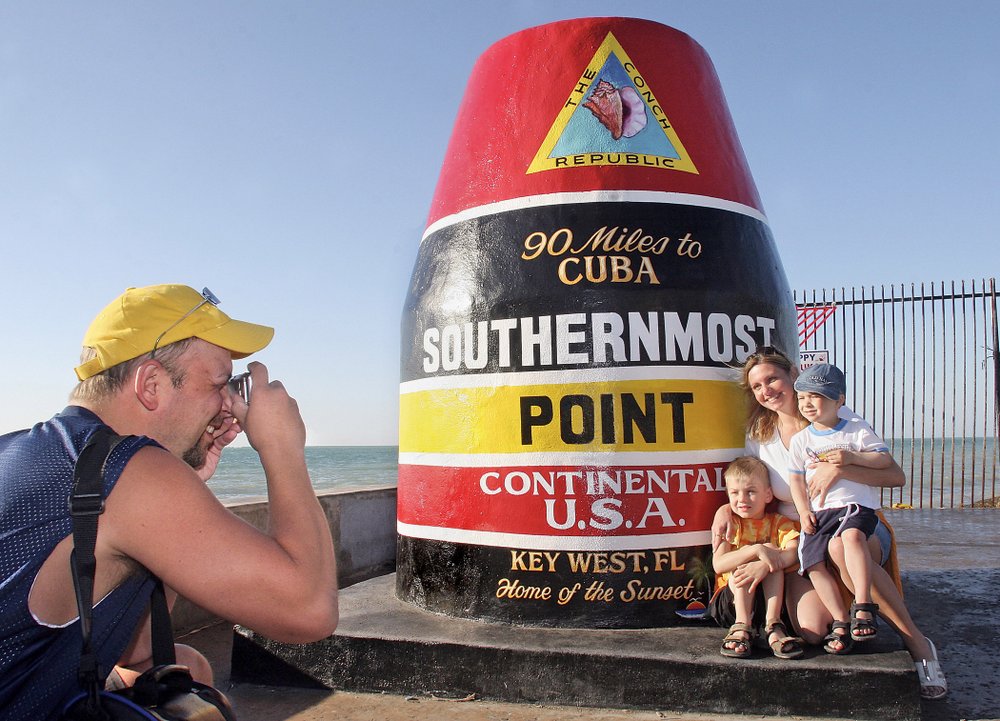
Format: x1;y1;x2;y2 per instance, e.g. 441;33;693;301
711;456;803;659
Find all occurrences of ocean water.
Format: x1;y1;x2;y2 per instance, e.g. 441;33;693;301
208;445;398;503
208;438;998;508
883;436;998;508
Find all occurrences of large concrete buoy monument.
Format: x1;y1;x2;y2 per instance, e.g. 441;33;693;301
397;17;796;628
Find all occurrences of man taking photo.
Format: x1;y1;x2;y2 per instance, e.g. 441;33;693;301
0;284;338;720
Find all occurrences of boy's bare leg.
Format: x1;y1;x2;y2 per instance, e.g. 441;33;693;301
762;569;785;648
761;569;784;626
724;576;754;654
807;564;850;651
840;529;873;604
829;537;929;654
840;528;876;638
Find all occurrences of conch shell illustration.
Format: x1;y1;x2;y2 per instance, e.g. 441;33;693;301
583;79;647;139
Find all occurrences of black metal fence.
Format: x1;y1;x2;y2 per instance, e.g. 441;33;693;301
794;278;999;509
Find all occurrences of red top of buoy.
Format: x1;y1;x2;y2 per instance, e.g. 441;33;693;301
427;17;764;227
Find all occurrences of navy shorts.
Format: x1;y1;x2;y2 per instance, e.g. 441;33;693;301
798;504;878;574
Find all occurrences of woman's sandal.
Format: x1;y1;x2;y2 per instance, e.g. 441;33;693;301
915;636;948;700
823;621;854;655
720;622;754;658
764;620;804;659
850;601;879;642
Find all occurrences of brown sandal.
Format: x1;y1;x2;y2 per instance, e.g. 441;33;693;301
720;622;754;658
764;620;804;659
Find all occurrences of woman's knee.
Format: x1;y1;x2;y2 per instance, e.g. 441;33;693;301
785;574;830;645
175;644;213;685
793;606;827;645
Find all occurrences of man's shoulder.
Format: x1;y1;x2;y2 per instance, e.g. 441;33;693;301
113;444;190;486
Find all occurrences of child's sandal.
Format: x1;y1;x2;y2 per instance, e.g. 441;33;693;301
720;622;754;658
764;620;804;659
824;621;854;655
850;602;879;642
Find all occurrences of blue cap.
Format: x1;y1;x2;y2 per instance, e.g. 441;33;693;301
794;363;846;400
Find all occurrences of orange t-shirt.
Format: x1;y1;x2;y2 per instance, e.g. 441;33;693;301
715;512;800;591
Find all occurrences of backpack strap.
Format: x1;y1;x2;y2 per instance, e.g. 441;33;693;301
69;427;123;708
148;578;177;665
69;428;178;705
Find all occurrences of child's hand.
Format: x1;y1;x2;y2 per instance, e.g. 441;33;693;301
730;560;769;594
756;545;781;573
801;512;817;534
821;449;854;466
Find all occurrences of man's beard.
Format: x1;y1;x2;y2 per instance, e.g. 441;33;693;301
182;443;207;470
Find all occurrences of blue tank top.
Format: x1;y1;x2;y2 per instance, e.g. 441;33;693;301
0;407;160;721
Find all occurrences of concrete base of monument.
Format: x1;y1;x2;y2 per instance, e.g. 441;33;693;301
231;573;921;721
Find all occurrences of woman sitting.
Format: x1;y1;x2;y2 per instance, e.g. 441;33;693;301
711;346;947;699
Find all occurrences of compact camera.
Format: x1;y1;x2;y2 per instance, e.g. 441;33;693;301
228;372;251;404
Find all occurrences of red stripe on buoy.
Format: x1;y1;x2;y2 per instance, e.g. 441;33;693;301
427;17;763;226
397;462;726;542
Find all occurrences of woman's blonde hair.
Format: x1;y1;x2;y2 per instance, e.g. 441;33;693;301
740;346;802;442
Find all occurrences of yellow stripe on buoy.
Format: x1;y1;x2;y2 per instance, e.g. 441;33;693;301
400;378;744;454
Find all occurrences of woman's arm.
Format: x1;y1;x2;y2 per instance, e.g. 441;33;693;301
808;455;905;506
711;503;737;549
788;472;815;533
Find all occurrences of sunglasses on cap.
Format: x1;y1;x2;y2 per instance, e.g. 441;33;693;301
150;287;221;358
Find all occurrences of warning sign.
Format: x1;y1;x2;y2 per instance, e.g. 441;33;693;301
799;350;830;371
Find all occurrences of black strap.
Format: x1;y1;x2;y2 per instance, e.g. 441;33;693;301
69;428;120;708
148;578;177;665
69;429;177;699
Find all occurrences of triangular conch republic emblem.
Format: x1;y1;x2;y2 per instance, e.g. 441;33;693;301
527;32;698;175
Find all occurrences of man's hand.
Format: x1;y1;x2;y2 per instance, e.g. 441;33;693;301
195;416;241;482
235;361;307;457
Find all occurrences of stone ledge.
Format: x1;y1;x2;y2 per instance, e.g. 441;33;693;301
232;573;921;721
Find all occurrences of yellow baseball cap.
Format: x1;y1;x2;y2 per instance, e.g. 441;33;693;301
74;284;274;380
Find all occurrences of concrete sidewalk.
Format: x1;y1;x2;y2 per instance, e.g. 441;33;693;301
184;509;999;721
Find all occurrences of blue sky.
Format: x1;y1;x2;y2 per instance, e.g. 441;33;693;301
1;2;997;445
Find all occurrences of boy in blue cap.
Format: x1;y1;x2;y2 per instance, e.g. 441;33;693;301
788;363;892;654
